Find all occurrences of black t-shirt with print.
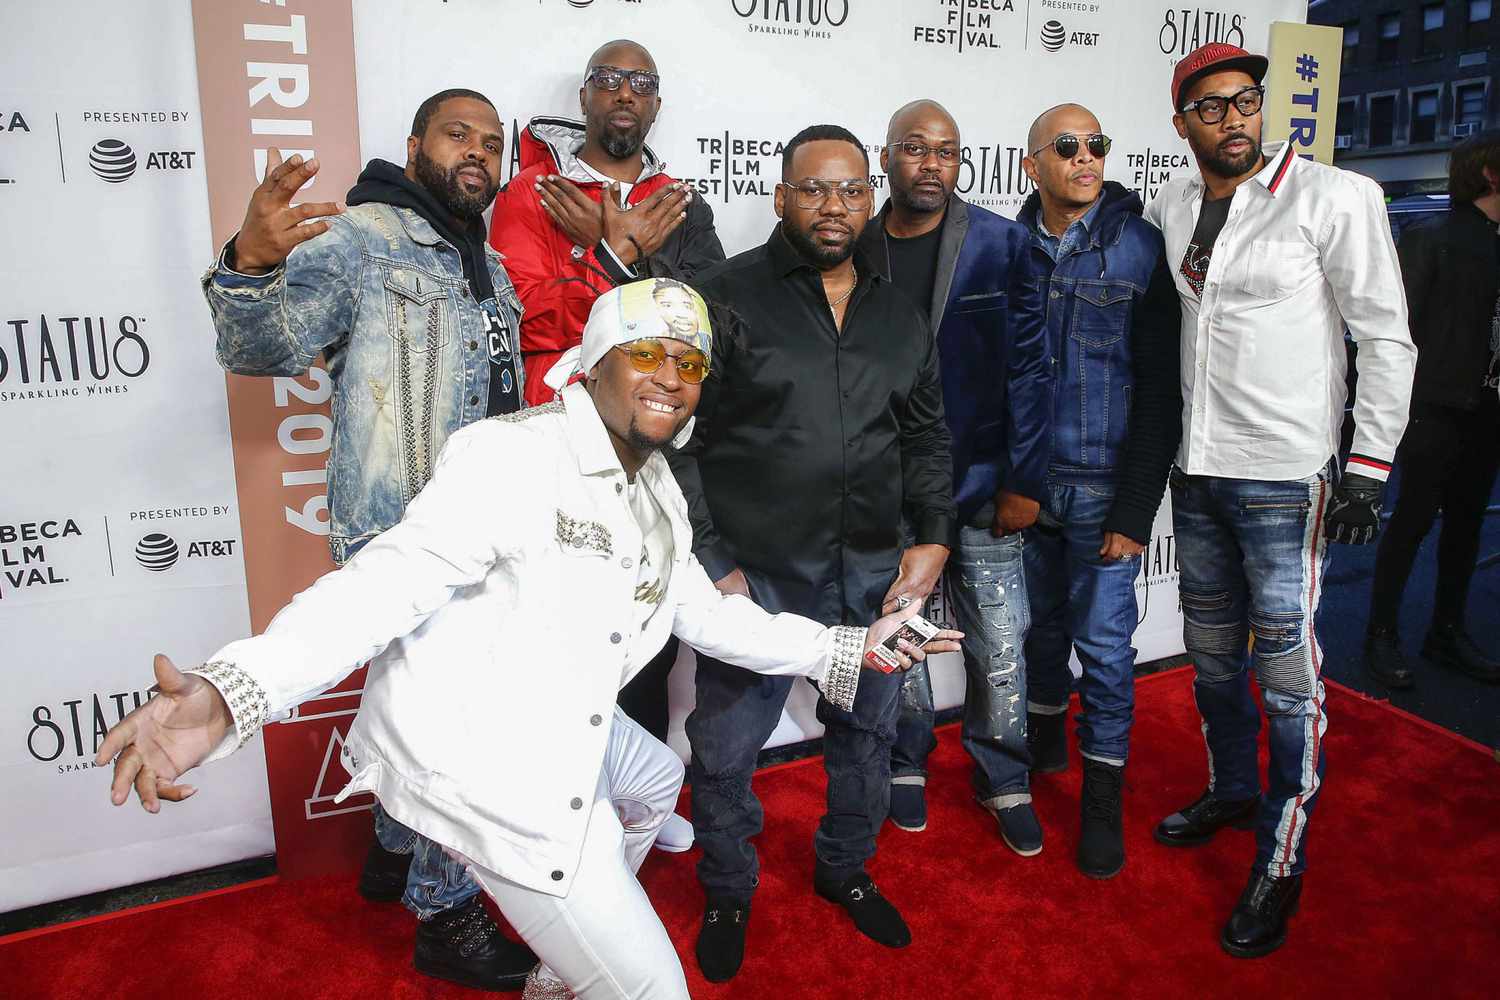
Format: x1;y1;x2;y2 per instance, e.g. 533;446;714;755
1179;194;1232;298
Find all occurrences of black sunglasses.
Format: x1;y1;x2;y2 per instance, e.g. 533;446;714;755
584;65;660;96
1028;132;1112;160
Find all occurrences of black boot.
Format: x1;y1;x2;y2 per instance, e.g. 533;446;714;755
413;895;536;991
1077;759;1124;879
357;838;412;903
1220;870;1303;958
696;897;750;983
814;872;911;948
1423;622;1500;683
1154;789;1260;847
1027;710;1068;774
1364;625;1415;689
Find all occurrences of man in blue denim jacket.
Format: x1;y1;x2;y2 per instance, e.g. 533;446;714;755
862;101;1044;856
1001;104;1182;879
201;89;534;991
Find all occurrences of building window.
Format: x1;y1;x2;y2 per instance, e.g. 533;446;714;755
1421;3;1445;55
1370;94;1397;145
1342;22;1361;67
1378;11;1402;62
1411;90;1440;142
1467;0;1492;46
1336;98;1358;147
1471;0;1492;22
1456;83;1487;125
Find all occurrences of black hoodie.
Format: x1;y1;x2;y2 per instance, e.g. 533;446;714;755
346;158;519;414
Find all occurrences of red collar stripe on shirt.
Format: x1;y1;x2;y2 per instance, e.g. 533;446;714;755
1347;453;1393;475
1266;143;1295;195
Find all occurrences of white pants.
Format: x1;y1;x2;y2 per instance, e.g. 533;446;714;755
468;707;690;1000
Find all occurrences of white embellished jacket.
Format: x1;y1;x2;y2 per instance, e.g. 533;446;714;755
192;383;864;897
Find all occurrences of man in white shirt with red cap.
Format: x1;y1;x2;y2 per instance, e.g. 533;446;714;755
1144;43;1415;958
94;278;959;1000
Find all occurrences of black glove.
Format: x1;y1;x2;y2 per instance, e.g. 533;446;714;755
1323;472;1384;545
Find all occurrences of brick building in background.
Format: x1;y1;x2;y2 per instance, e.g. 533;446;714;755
1311;0;1497;196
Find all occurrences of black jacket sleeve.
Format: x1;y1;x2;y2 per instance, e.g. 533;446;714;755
901;316;958;546
665;296;738;581
1395;221;1433;352
1102;252;1183;544
648;196;727;281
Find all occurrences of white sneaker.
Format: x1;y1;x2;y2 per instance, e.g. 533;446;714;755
653;811;695;853
522;964;573;1000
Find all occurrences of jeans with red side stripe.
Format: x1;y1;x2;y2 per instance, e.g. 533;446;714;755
1170;459;1335;878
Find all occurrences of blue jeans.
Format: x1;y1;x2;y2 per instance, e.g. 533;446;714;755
1023;482;1141;766
372;802;480;919
1171;463;1333;878
891;527;1031;805
688;654;904;901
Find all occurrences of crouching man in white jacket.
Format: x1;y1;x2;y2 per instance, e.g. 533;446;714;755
95;278;960;1000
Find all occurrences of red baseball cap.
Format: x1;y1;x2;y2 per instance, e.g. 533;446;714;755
1171;43;1269;111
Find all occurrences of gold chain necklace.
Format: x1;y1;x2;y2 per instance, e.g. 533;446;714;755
827;266;857;313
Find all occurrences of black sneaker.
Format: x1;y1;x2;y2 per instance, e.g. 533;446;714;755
1364;626;1414;689
357;838;412;903
1027;710;1068;774
696;897;750;983
984;799;1043;857
1077;759;1124;879
1423;622;1500;683
1154;790;1260;847
888;781;927;832
1220;870;1302;958
413;896;536;992
814;872;911;948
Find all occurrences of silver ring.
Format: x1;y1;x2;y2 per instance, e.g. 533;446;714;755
896;595;911;609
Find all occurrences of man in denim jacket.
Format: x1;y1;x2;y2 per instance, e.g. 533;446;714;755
201;89;533;991
1001;103;1182;879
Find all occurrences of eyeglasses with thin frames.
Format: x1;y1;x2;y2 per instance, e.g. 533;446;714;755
888;141;961;165
611;338;709;384
779;178;874;211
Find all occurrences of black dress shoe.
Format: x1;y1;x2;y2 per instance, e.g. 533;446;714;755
1078;759;1125;879
1423;622;1500;683
696;897;750;983
1028;710;1069;774
357;838;412;903
1221;870;1302;958
1154;790;1260;847
414;896;536;992
814;872;911;948
1364;626;1415;689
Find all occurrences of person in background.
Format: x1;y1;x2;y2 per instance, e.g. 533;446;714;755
203;89;535;991
1002;101;1181;878
1144;44;1415;958
1365;130;1500;687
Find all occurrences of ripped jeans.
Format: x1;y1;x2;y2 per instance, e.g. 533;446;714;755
891;526;1031;805
1171;462;1333;878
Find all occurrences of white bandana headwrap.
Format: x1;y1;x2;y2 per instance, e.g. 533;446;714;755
543;278;713;448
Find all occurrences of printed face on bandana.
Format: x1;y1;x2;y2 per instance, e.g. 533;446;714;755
652;281;701;340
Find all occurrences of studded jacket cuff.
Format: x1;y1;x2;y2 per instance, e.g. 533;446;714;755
821;626;865;712
185;660;272;759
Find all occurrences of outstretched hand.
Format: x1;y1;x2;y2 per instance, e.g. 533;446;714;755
862;604;964;672
94;655;233;813
232;148;345;274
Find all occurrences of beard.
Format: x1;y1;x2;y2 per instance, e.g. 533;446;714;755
1191;129;1263;180
626;413;679;454
412;147;496;219
782;218;856;269
600;119;645;160
893;177;949;214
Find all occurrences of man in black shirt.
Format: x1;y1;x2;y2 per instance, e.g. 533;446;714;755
670;125;955;981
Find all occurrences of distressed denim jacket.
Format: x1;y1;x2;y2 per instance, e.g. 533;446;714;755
203;202;525;563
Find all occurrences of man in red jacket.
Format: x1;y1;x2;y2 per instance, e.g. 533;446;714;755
489;38;725;406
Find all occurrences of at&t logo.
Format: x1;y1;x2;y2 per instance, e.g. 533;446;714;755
87;138;197;183
1038;19;1100;51
134;532;237;572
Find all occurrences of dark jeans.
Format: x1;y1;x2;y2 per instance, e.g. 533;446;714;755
1370;404;1500;631
379;637;678;918
891;527;1031;803
1172;463;1334;878
688;653;903;901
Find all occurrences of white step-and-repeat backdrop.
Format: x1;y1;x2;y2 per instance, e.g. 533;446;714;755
1;0;1305;910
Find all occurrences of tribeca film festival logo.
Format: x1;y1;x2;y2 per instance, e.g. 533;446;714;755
27;686;156;773
0;314;151;404
912;0;1016;53
1159;7;1246;61
1;109;31;187
1126;146;1192;202
680;131;888;205
730;0;850;41
0;519;81;600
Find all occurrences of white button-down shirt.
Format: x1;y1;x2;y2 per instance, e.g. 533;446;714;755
1144;141;1415;482
190;384;863;897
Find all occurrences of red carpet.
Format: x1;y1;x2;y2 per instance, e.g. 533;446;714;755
4;669;1498;999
